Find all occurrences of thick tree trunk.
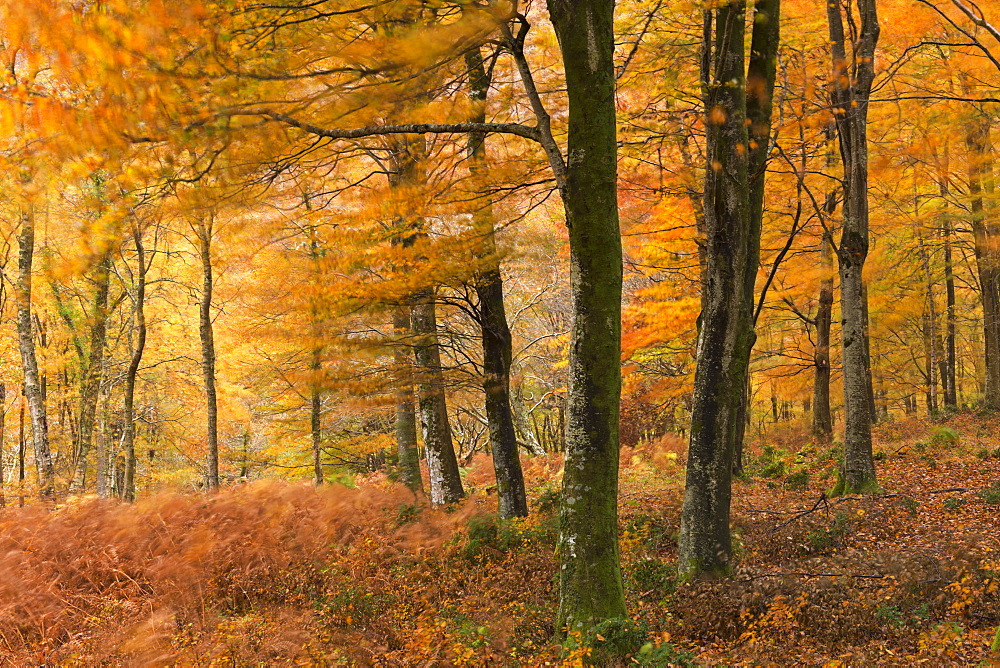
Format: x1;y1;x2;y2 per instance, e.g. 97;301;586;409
69;253;112;494
679;0;778;580
828;0;880;496
545;0;628;629
123;223;147;501
411;291;464;504
197;220;220;490
393;307;422;492
16;209;55;499
967;113;1000;409
813;231;834;438
466;46;528;519
96;388;110;498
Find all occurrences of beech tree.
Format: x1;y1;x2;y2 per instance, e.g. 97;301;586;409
679;0;780;579
827;0;881;496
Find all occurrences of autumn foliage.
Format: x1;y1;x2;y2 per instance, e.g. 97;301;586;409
0;416;995;665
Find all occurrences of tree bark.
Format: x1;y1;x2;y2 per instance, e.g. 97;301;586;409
543;0;628;629
69;252;112;494
827;0;880;496
679;0;778;580
466;45;528;519
411;291;464;504
123;222;148;501
679;2;753;580
967;112;1000;409
0;383;6;508
16;209;55;499
813;231;834;438
197;219;220;490
940;160;959;408
393;307;423;492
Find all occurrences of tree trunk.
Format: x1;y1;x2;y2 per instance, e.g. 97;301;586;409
828;0;880;496
967;112;1000;409
393;307;422;492
941;165;959;408
96;387;110;498
813;231;834;438
731;0;780;476
679;0;778;580
197;219;220;490
0;382;6;508
17;397;24;507
921;238;939;414
466;45;528;519
411;291;464;504
680;2;753;580
123;222;148;501
308;226;325;487
544;0;628;629
69;252;112;494
16;209;55;499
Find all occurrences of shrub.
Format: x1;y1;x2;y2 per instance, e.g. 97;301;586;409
627;558;676;599
980;481;1000;505
930;426;960;446
784;469;810;490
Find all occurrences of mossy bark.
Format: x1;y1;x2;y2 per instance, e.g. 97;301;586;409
548;0;627;631
679;0;778;580
827;0;879;496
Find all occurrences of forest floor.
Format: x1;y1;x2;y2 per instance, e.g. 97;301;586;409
0;413;998;666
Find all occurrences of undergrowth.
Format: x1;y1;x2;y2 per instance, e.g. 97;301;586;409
0;417;996;665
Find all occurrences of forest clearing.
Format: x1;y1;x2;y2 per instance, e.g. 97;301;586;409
0;415;997;665
3;0;1000;664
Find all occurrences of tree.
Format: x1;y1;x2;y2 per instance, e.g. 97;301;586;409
679;0;780;579
827;0;881;496
15;205;56;499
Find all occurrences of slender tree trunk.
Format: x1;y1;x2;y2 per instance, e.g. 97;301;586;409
393;307;422;492
731;0;780;476
941;160;959;408
69;253;112;494
0;383;6;508
96;387;110;498
17;397;24;507
197;219;220;490
16;209;55;499
307;226;325;487
920;238;939;414
813;231;834;438
466;45;527;519
967;112;1000;409
123;222;147;501
828;0;880;496
411;290;464;504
